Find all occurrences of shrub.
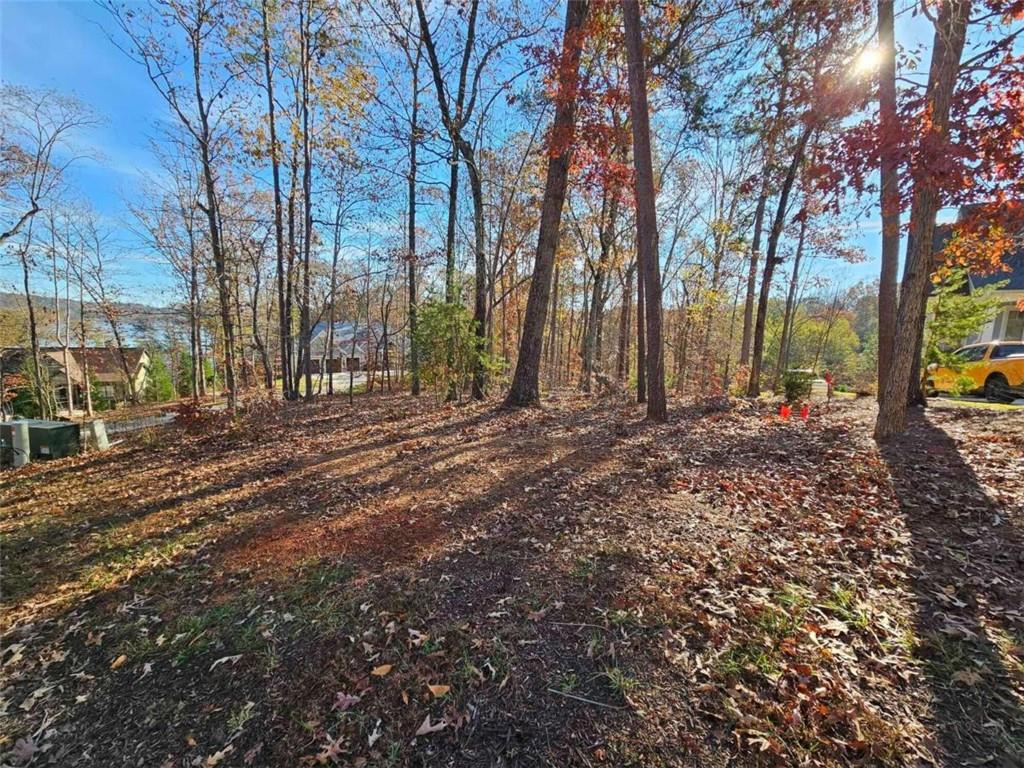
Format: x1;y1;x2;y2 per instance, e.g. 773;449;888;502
782;369;814;402
949;375;977;397
729;364;751;397
144;349;175;403
413;300;501;401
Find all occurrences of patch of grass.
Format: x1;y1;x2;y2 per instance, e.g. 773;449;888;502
116;629;160;659
602;666;639;698
777;583;811;611
385;741;402;765
755;606;800;638
291;558;354;597
932;396;1023;412
458;654;485;685
484;639;512;681
228;701;256;733
169;601;262;663
570;556;595;582
918;631;972;680
609;609;635;628
894;627;918;656
419;637;443;655
989;626;1024;676
823;585;869;630
585;631;607;659
716;642;781;679
260;644;280;674
554;671;579;693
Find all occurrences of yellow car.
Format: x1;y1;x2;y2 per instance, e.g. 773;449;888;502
926;341;1024;402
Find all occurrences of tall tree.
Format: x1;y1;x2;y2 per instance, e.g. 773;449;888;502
875;0;899;401
875;0;970;440
259;0;296;400
407;40;422;396
746;121;813;396
416;0;534;400
622;0;667;421
1;87;94;414
107;0;240;411
505;0;591;406
298;0;315;401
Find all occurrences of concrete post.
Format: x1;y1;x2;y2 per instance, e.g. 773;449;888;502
85;419;109;452
12;420;30;468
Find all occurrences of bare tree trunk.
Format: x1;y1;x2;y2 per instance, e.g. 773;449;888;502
18;221;48;418
185;217;202;402
408;49;421;396
465;161;488;399
771;214;807;391
545;264;560;391
747;124;812;396
565;274;577;384
287;148;300;397
812;292;844;371
876;0;968;440
260;0;291;401
581;191;619;392
62;252;74;413
234;271;250;390
723;275;742;386
299;0;314;402
673;301;687;394
636;258;646;402
79;276;93;417
877;0;899;402
504;0;590;406
189;24;237;412
622;0;666;420
251;269;273;390
51;214;74;415
739;188;767;365
740;31;794;368
616;263;633;381
441;151;460;402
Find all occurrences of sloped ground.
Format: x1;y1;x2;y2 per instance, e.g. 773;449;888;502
1;393;1021;767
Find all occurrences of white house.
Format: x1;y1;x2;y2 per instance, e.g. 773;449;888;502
305;322;397;374
934;206;1024;346
959;247;1024;345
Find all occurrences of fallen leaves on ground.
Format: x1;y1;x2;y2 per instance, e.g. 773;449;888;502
1;393;1021;766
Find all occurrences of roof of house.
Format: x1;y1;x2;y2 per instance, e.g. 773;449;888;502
969;247;1024;291
0;346;147;384
932;206;1024;292
310;321;385;341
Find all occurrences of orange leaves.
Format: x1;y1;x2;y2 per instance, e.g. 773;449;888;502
936;201;1023;280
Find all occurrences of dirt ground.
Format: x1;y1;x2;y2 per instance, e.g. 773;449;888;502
1;392;1022;767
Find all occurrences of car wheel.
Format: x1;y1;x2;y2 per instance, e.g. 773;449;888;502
924;380;938;398
984;374;1013;403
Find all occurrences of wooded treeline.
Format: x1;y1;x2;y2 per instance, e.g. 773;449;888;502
2;0;1021;438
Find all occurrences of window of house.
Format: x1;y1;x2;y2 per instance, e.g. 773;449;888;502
1004;310;1024;341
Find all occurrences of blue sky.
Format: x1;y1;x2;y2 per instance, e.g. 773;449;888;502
0;0;176;300
0;0;962;305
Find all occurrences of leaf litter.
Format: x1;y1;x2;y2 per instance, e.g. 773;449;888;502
0;393;1021;766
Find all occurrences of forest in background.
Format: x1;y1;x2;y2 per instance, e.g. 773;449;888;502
1;0;1022;437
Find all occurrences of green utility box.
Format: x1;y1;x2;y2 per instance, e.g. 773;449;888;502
0;420;81;465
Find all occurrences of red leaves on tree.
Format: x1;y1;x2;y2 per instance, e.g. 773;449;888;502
826;1;1024;272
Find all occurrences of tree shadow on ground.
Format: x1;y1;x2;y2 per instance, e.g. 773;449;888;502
879;410;1024;765
2;394;680;767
